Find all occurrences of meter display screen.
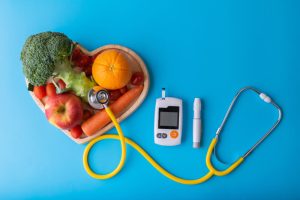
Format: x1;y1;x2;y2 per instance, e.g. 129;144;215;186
158;106;179;129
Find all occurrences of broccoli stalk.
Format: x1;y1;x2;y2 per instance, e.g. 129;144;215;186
21;31;95;101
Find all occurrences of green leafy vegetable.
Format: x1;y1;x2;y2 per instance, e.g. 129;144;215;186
54;61;95;100
21;31;95;101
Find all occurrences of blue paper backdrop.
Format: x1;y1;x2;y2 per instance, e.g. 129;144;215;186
0;0;299;199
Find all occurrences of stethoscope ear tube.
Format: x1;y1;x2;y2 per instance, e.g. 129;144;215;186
213;86;283;164
243;101;282;158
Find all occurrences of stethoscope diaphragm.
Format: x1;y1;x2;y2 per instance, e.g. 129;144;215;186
88;89;109;109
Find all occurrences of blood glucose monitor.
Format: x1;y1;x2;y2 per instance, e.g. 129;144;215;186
154;88;183;146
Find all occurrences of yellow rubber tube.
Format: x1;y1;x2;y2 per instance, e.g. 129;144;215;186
83;107;242;184
206;138;244;176
83;107;127;179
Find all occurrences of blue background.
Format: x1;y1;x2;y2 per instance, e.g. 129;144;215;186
0;0;299;199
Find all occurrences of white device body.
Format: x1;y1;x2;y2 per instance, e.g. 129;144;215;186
154;97;183;146
193;98;202;148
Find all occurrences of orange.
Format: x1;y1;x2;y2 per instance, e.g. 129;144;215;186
92;49;132;90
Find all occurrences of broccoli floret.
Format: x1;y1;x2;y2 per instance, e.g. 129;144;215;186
21;32;55;85
21;31;95;101
46;32;73;63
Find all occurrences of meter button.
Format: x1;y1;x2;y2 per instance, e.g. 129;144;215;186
156;133;162;138
170;130;178;139
162;133;167;138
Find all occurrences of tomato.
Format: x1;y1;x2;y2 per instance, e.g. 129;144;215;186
83;110;93;121
107;87;127;102
33;85;46;100
46;83;57;97
83;63;92;76
71;48;82;61
78;54;90;68
71;47;93;76
92;52;101;62
70;125;83;139
109;90;122;101
57;79;66;90
119;86;128;94
131;72;144;85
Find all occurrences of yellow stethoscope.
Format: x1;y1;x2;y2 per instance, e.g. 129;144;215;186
83;87;282;185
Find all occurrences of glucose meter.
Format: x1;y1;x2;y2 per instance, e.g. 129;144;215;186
154;88;183;146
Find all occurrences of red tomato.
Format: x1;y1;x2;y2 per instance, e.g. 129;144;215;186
33;85;46;100
119;86;128;94
92;52;101;62
83;64;92;76
46;83;57;97
83;110;93;121
70;125;83;139
109;90;122;101
78;54;90;68
131;72;144;85
71;48;93;76
72;48;82;61
57;79;66;90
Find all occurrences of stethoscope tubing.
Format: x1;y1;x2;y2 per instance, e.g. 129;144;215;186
83;87;283;184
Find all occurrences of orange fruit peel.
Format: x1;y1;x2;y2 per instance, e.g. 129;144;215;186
92;49;132;90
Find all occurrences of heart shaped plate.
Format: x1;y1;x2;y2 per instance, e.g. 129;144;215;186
26;44;149;144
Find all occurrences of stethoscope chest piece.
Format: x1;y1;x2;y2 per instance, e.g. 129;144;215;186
88;88;110;109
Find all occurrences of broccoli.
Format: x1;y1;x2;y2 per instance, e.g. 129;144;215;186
21;32;95;101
